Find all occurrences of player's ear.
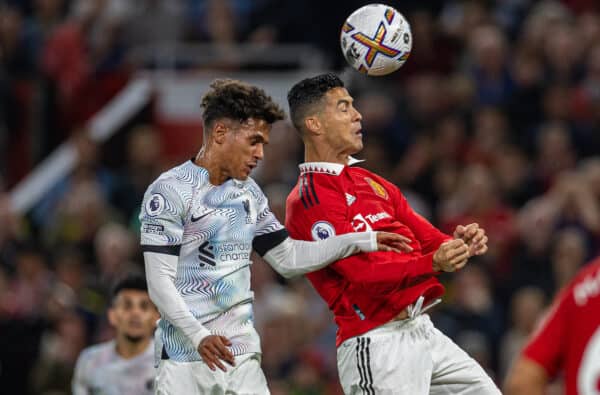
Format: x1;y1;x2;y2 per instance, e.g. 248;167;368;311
304;116;322;135
107;307;117;327
212;121;228;144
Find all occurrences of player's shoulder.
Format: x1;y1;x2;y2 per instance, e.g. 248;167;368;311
242;176;267;202
575;258;600;280
143;161;209;201
77;340;115;365
154;160;208;188
350;166;394;186
242;176;261;191
571;258;600;306
286;182;301;202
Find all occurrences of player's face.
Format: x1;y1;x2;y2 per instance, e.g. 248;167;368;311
223;118;271;180
320;87;363;155
108;290;158;343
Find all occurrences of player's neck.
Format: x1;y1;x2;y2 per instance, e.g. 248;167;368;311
304;143;349;165
115;337;150;359
194;149;229;185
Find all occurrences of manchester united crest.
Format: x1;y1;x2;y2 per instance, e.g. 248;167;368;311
365;177;388;199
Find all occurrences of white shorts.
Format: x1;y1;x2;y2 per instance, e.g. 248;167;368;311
155;353;269;395
337;314;501;395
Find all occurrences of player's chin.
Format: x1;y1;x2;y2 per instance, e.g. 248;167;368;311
236;171;250;180
237;166;253;179
351;139;364;152
124;332;147;343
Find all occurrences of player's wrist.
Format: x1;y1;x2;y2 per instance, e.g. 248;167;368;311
432;252;442;272
192;327;212;350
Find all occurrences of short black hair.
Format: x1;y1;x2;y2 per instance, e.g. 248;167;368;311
111;274;148;304
200;79;286;130
287;73;345;132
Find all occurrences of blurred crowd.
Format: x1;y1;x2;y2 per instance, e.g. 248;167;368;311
2;0;600;394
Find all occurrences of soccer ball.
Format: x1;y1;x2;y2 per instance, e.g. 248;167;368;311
340;4;412;76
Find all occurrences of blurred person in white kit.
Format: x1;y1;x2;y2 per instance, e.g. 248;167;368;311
72;274;159;395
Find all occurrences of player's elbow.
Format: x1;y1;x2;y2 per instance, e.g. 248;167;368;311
504;357;548;395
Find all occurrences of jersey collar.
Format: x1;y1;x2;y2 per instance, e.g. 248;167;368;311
299;156;364;176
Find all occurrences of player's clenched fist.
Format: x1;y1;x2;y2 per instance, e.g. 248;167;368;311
453;223;488;257
198;335;235;372
432;239;470;272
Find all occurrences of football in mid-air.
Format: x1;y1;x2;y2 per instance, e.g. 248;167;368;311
340;4;412;76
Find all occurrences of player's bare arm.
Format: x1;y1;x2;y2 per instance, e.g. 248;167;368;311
504;357;548;395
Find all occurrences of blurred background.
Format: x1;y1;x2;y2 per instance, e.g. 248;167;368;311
1;0;600;394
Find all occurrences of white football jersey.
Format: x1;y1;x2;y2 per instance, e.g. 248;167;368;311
140;160;284;362
72;340;155;395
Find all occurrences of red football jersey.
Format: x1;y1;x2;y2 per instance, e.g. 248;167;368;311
522;258;600;395
285;161;451;346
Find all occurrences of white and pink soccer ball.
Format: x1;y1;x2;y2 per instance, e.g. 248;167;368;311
340;4;412;76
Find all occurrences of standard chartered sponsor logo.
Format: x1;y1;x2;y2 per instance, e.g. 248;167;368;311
214;242;252;261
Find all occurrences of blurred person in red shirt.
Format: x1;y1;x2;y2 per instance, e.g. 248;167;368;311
504;257;600;395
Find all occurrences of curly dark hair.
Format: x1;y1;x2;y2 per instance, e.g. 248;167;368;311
111;274;148;304
200;79;285;130
287;73;345;133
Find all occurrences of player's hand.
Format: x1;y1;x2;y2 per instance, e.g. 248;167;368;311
375;232;413;253
198;335;235;372
433;239;470;272
453;223;488;257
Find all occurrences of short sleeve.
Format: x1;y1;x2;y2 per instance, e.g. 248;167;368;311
521;287;571;378
250;182;287;256
139;177;187;254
